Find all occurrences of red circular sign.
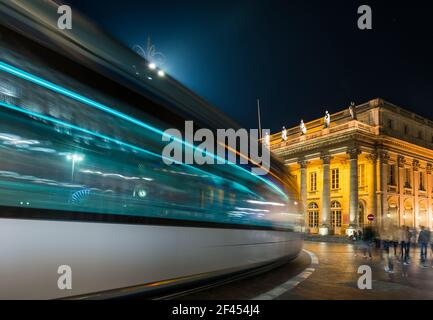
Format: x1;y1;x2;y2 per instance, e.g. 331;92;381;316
367;214;375;221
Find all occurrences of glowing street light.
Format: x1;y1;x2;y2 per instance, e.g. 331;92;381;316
66;154;84;182
148;63;157;70
157;69;165;77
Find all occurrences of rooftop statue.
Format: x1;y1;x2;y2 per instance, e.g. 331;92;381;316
300;120;307;135
324;110;330;128
349;102;357;120
282;126;288;141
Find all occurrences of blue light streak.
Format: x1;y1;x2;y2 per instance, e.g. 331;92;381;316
0;60;287;199
0;100;232;191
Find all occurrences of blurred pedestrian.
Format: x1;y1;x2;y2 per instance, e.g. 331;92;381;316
407;227;415;261
352;229;361;256
430;234;433;268
373;225;381;248
401;227;410;278
392;226;399;256
361;225;375;259
380;222;395;273
399;226;410;265
418;226;430;267
410;228;417;250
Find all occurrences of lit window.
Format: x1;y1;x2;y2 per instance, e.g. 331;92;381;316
358;164;365;188
308;202;319;228
420;172;426;191
404;168;412;188
331;201;342;228
331;168;340;190
388;164;396;186
309;172;317;192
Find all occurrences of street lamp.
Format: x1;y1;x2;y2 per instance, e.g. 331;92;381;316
66;154;84;182
148;63;156;70
157;69;165;77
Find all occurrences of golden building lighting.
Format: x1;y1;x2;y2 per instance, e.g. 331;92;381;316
270;98;433;236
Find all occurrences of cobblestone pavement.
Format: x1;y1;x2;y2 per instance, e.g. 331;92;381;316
280;241;433;300
177;241;433;300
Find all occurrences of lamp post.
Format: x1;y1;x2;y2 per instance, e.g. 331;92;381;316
66;154;84;183
133;37;166;78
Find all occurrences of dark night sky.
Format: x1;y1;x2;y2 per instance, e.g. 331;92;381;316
63;0;433;132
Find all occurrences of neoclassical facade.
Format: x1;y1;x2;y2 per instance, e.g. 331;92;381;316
270;98;433;235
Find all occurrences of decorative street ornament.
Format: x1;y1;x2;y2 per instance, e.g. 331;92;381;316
300;120;307;135
133;37;166;68
349;102;357;120
281;126;288;141
324;110;330;128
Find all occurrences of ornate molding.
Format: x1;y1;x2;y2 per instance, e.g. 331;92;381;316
347;147;361;160
320;153;332;165
271;130;376;157
366;152;377;163
379;151;390;164
413;159;420;171
298;159;309;169
427;163;432;175
397;155;406;168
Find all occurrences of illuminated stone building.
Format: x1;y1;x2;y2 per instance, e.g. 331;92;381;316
270;98;433;235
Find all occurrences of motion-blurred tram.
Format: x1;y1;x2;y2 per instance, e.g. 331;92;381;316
0;1;303;299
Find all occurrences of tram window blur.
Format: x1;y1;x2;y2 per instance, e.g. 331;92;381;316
0;26;301;230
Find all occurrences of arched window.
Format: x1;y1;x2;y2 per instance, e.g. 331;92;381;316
402;200;413;227
331;201;342;228
308;202;319;228
418;201;427;227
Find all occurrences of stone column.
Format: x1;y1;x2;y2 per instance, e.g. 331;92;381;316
397;156;406;225
398;156;406;226
319;153;331;235
347;147;361;235
379;151;389;226
298;159;308;224
413;160;420;228
427;164;432;229
367;153;378;221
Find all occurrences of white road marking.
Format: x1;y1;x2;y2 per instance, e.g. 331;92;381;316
252;249;319;300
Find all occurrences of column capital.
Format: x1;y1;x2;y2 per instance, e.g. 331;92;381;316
413;159;420;171
427;163;432;175
398;155;406;168
320;153;332;165
379;151;390;164
347;147;361;160
366;152;377;163
298;159;309;169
